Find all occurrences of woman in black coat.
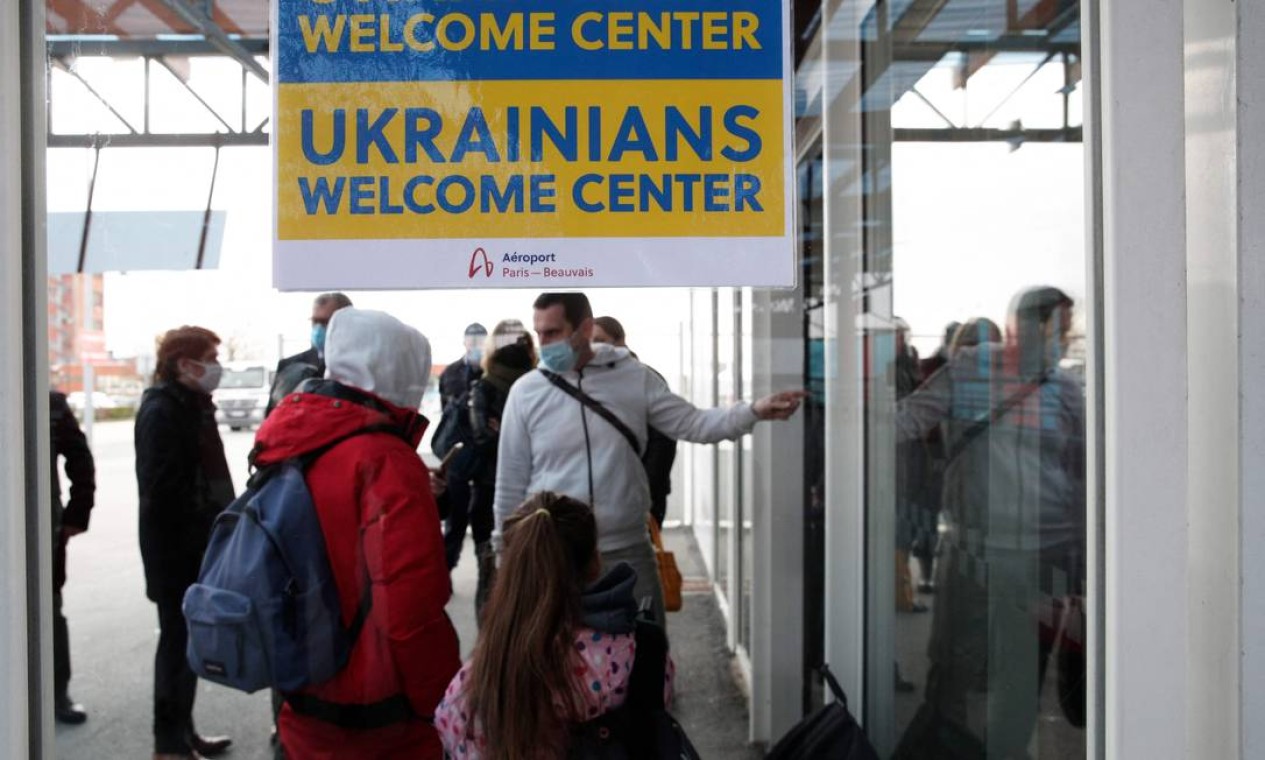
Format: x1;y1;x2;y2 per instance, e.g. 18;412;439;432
466;325;536;621
134;325;235;760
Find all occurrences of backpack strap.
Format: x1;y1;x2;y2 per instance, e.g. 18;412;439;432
539;369;642;456
277;421;419;728
284;692;418;730
298;422;411;645
626;618;669;712
818;663;847;707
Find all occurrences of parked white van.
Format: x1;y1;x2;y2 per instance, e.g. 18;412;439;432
213;361;271;431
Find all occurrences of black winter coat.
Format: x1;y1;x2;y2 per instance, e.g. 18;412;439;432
468;346;533;485
50;391;95;534
439;359;482;410
134;381;235;601
267;346;323;416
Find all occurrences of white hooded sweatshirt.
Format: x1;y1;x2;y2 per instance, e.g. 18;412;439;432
493;343;758;553
324;308;432;409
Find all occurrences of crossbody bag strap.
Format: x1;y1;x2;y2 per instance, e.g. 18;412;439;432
540;369;642;456
944;369;1053;464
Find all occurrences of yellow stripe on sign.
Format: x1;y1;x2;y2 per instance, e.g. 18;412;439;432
276;79;784;240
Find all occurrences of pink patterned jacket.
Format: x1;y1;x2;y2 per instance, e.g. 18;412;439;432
435;626;675;759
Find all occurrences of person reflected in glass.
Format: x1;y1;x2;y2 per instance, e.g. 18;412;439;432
893;318;928;616
909;321;970;594
892;288;1086;759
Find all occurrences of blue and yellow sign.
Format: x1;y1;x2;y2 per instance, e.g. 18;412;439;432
273;0;793;289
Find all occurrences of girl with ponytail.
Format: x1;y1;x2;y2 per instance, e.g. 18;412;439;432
435;492;674;759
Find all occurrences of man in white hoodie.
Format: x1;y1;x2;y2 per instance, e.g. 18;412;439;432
494;292;805;626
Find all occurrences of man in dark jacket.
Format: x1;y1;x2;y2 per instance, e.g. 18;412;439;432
49;390;95;724
135;326;235;760
438;322;487;408
266;292;353;416
437;322;486;570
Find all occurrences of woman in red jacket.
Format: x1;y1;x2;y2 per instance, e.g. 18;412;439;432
251;308;460;760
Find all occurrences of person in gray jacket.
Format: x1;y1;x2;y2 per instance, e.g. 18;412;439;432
892;286;1086;758
494;292;805;627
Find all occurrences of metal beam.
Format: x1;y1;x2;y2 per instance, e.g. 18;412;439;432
894;126;1082;142
51;57;140;134
47;131;268;148
46;36;268;57
151;0;269;83
153;56;235;133
893;37;1079;62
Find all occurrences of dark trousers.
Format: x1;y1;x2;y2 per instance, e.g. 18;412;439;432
443;476;473;570
468;479;498;623
53;532;71;702
154;591;198;754
903;542;1077;758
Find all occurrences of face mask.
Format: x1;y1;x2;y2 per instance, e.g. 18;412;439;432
466;347;483;365
190;360;222;393
312;323;327;354
538;339;578;374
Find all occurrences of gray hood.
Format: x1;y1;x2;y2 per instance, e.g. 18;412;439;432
325;308;432;409
581;562;639;634
586;341;633;369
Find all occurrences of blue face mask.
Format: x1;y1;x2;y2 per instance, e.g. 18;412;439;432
538;339;578;374
312;323;327;354
466;347;483;365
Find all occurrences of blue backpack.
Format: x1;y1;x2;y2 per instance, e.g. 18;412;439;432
183;425;402;694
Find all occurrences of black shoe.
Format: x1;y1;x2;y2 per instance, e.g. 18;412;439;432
189;734;232;757
54;697;87;725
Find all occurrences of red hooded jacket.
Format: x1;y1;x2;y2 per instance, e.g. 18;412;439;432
254;388;459;760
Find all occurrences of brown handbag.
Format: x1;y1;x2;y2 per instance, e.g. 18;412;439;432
648;517;683;612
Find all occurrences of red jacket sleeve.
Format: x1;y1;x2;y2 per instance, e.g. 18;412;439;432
358;446;461;717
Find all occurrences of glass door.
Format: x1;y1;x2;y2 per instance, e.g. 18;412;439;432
837;0;1090;756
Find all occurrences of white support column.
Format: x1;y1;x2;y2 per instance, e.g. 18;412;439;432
1183;0;1240;755
748;292;805;743
2;0;50;756
1237;3;1265;757
1093;0;1190;756
821;0;870;721
0;0;32;748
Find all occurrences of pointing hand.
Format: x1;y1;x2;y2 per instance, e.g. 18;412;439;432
752;390;809;421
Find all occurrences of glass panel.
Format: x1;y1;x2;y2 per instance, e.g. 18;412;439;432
689;287;718;574
716;288;737;598
847;1;1089;757
738;288;756;652
800;150;828;713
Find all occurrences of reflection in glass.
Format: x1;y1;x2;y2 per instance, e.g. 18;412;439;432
835;0;1089;756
